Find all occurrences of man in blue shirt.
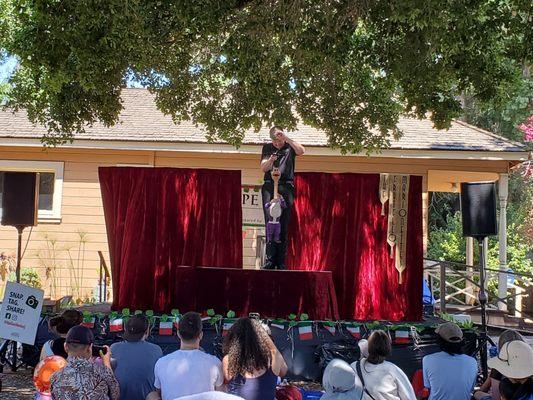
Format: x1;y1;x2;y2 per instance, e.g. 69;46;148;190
423;322;478;400
111;315;163;400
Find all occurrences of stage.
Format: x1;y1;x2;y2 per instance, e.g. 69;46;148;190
160;266;339;320
99;167;424;321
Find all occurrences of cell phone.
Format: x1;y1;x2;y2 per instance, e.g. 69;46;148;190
92;345;107;357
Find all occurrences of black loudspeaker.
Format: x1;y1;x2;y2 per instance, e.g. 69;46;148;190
460;182;497;238
1;172;39;227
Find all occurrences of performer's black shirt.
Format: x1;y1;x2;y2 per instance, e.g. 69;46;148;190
261;143;296;182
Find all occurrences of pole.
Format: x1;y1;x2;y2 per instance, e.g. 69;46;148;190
498;173;509;311
16;226;24;283
10;226;25;371
477;237;489;380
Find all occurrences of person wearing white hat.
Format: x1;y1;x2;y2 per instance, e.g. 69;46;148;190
322;359;363;400
422;322;478;400
475;330;526;400
487;340;533;399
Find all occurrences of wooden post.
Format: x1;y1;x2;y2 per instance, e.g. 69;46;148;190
498;174;509;311
440;262;447;314
466;237;475;305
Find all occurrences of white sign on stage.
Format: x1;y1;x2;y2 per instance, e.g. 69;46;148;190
0;282;44;345
242;186;264;227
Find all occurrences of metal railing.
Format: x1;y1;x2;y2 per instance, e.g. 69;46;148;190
424;258;532;319
97;251;111;303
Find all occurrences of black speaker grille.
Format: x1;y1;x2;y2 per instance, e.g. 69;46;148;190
1;172;39;227
460;182;497;238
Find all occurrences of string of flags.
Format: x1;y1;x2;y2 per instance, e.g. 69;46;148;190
55;308;469;343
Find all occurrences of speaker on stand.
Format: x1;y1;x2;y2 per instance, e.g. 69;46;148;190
0;171;39;372
460;181;498;380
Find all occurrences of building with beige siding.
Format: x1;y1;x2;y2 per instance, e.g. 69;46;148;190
0;89;528;302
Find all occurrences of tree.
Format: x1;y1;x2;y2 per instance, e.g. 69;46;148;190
0;0;530;150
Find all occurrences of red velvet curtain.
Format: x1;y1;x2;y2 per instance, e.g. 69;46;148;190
99;167;243;312
287;173;423;321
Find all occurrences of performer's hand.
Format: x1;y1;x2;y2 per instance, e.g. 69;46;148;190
269;154;278;162
275;131;287;142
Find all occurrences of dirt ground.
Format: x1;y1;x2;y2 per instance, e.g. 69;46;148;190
1;367;34;400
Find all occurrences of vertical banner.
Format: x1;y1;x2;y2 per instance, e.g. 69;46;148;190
0;282;44;345
382;174;410;283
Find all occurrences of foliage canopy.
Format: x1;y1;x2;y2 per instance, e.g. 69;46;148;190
0;0;530;150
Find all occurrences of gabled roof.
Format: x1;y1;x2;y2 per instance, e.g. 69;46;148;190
0;88;526;153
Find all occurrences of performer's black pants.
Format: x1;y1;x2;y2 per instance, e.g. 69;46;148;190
261;181;295;270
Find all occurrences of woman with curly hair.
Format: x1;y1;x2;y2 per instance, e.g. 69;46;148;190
222;318;288;400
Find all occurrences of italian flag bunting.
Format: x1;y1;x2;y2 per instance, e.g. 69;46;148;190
271;321;285;331
222;320;234;336
347;325;361;339
173;316;180;330
109;318;123;332
159;321;173;336
394;330;410;344
324;324;336;335
298;323;313;341
81;317;95;329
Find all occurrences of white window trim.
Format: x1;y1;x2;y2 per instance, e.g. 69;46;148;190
0;160;64;224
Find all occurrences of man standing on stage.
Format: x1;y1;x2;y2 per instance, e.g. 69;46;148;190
260;126;305;269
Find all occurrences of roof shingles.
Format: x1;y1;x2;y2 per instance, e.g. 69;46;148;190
0;88;525;152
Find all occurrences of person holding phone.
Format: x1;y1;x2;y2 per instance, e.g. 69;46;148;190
50;325;119;400
260;126;305;270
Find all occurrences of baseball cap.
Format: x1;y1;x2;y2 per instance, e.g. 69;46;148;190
488;340;533;379
65;325;94;345
123;315;149;342
435;322;463;343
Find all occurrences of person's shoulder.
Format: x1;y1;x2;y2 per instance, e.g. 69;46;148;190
50;366;67;383
424;351;443;361
198;350;222;365
144;341;163;353
94;361;114;376
110;340;126;351
459;354;478;366
383;360;405;373
157;350;177;363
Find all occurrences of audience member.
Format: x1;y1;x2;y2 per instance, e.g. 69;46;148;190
175;392;244;400
321;359;363;400
40;309;83;360
475;330;525;400
487;340;533;400
222;317;288;400
111;315;162;400
151;312;223;400
50;325;119;400
352;330;416;400
276;385;302;400
422;322;477;400
358;339;369;359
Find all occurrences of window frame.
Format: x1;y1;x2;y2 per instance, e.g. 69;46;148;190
0;160;64;224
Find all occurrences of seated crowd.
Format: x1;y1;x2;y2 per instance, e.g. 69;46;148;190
38;310;533;400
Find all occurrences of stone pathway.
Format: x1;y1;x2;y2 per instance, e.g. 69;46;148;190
1;367;34;400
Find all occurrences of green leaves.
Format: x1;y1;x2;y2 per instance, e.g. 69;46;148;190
0;0;528;152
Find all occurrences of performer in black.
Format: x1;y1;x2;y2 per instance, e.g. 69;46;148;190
261;126;305;269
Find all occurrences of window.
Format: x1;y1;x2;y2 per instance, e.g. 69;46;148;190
0;160;64;223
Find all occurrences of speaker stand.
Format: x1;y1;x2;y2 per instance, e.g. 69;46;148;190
476;236;489;380
0;225;27;372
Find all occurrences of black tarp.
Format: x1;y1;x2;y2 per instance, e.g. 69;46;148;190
25;317;478;382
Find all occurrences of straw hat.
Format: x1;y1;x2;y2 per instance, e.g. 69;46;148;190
488;340;533;379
